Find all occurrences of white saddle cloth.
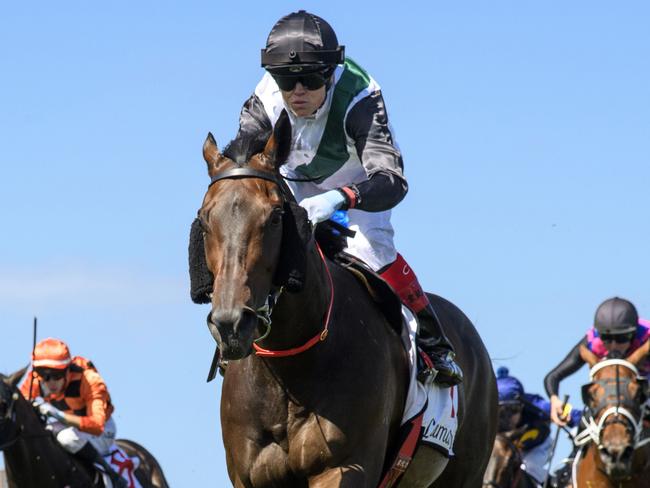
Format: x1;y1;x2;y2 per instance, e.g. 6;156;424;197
97;443;142;488
400;306;459;456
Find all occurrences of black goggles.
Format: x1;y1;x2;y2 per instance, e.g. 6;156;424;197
35;368;67;381
272;71;329;91
601;333;635;344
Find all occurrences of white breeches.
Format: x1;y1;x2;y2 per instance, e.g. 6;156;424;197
286;180;398;271
344;208;397;271
56;416;117;455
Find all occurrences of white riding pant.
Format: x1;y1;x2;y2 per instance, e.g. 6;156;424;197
286;180;398;271
521;434;552;484
56;416;117;455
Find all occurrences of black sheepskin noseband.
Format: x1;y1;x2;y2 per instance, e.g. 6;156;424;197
188;199;312;304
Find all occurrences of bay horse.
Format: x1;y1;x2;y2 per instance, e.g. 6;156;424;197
572;344;650;487
0;368;170;488
198;110;497;487
483;428;538;488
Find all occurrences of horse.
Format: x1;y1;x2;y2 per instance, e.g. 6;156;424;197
197;110;497;487
0;368;170;488
572;344;650;487
483;428;538;488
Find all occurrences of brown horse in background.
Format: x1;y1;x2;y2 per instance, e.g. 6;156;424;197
573;344;650;488
0;368;169;488
198;111;497;487
483;429;537;488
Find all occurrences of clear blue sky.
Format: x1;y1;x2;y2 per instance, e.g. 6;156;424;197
1;1;648;485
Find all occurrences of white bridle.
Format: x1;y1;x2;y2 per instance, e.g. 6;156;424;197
575;359;649;449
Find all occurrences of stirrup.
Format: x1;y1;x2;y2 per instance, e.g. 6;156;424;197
417;349;463;386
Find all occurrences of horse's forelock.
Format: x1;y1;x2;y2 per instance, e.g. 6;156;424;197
223;134;269;167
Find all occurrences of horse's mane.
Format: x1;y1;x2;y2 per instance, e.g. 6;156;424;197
222;133;268;167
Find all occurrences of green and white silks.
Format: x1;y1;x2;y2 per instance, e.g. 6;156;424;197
254;58;399;270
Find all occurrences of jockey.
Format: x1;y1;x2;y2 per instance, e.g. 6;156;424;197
224;9;461;386
497;367;581;484
544;297;650;426
20;338;127;488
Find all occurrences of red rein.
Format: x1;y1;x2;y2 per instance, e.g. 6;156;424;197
253;244;334;357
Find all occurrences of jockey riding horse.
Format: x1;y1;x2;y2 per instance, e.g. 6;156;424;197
202;9;462;386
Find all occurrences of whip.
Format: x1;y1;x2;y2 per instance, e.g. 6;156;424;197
543;394;570;488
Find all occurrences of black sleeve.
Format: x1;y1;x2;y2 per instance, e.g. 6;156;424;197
350;172;408;212
345;91;408;212
223;95;273;163
544;338;587;397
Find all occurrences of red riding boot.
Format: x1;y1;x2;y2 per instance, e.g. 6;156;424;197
379;253;463;387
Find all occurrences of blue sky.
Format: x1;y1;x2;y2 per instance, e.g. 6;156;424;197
1;1;649;485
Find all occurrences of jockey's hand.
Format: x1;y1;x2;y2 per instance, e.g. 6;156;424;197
299;190;345;225
550;395;568;426
33;398;65;422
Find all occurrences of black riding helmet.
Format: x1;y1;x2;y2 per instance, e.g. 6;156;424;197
261;10;345;76
594;296;639;336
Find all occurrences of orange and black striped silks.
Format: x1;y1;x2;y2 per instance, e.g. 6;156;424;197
20;356;114;436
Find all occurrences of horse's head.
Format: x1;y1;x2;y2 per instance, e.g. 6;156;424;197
580;350;648;479
0;368;28;449
199;111;310;360
483;426;526;488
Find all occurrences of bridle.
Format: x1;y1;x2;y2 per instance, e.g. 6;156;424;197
575;360;648;450
483;432;524;488
206;166;335;358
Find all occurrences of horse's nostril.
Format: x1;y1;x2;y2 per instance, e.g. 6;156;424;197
211;309;241;329
621;446;634;460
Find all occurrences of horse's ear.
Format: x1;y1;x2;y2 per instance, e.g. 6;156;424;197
263;110;292;168
579;344;599;368
626;340;650;367
6;366;28;388
203;133;223;177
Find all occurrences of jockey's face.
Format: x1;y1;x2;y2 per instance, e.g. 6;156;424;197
280;81;327;118
36;368;67;395
498;403;522;432
602;332;634;357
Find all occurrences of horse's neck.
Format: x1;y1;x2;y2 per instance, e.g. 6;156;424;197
3;398;91;487
261;243;331;352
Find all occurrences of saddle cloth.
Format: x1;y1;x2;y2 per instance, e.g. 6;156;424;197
400;306;459;457
96;444;142;488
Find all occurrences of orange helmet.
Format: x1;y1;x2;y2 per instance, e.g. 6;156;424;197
32;338;72;369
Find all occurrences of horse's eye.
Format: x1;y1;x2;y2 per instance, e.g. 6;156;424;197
270;209;283;226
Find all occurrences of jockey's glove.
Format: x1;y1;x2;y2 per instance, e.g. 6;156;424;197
299;190;345;225
33;398;66;422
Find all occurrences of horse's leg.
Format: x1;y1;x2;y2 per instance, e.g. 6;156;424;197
397;446;448;487
308;466;369;487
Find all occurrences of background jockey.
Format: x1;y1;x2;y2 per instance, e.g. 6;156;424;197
223;9;461;386
544;297;650;426
496;367;581;484
20;338;128;488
